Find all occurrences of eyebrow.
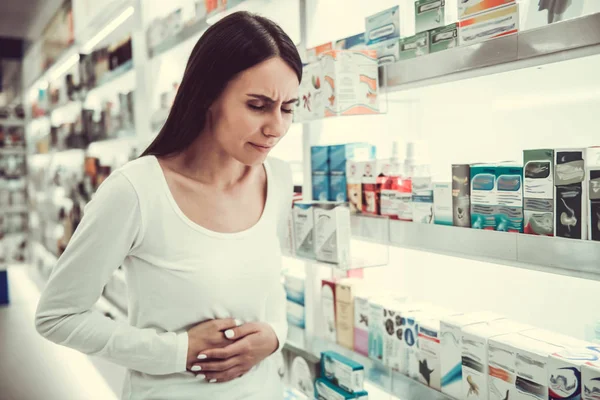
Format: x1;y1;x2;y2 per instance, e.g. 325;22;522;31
247;94;298;105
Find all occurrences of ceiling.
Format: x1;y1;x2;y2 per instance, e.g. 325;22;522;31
0;0;65;40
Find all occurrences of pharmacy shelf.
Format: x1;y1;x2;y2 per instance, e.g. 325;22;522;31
387;220;600;282
285;337;452;400
148;17;210;59
0;118;25;127
1;205;28;214
0;148;27;156
382;12;600;91
94;59;134;88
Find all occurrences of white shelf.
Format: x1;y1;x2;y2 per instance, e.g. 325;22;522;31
382;13;600;91
148;18;209;59
285;337;452;400
0;119;25;127
0;148;26;156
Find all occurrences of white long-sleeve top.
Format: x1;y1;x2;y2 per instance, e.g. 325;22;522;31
35;155;292;400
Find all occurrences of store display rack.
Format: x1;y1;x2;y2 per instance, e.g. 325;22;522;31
0;119;25;127
148;17;209;59
0;148;26;156
383;12;600;91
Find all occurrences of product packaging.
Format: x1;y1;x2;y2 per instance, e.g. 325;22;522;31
433;182;453;225
470;163;497;230
314;175;331;201
582;361;600;400
523;149;555;236
452;164;472;227
284;269;306;305
314;378;369;400
416;0;459;32
354;293;372;356
287;300;306;329
520;328;594;350
289;353;321;398
335;32;367;50
382;302;425;374
461;320;533;400
313;145;330;201
554;149;587;239
281;209;295;256
412;176;434;224
369;39;401;66
398;32;430;61
321;351;365;393
547;349;600;400
440;312;505;398
295;62;324;121
368;297;388;362
495;163;523;232
329;143;376;202
365;6;402;46
459;4;519;46
313;203;351;266
458;0;516;20
429;23;459;53
335;279;364;350
362;160;392;216
293;202;315;258
322;279;338;342
417;318;444;389
320;50;380;117
587;147;600;241
347;161;367;214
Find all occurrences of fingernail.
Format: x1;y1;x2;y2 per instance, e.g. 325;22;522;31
209;379;217;383
191;365;202;372
196;374;205;380
225;329;235;339
235;319;243;326
197;354;207;360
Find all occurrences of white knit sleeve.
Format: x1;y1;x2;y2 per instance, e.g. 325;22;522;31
35;171;188;375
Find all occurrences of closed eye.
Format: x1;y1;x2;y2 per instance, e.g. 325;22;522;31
248;104;293;114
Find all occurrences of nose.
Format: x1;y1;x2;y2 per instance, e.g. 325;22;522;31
261;111;285;138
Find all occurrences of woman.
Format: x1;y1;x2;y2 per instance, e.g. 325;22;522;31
35;11;301;400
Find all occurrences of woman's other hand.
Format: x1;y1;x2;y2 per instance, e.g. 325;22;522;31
186;318;242;372
189;322;278;382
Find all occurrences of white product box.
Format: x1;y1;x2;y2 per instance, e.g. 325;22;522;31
548;349;600;400
554;148;588;240
458;0;516;19
415;0;459;32
587;147;600;242
523;149;555;236
354;293;371;357
412;176;434;224
462;320;533;400
459;4;519;46
369;38;400;66
488;333;522;400
315;378;369;400
322;279;337;342
433;182;453;226
520;328;594;349
417;318;444;390
281;208;295;256
321;350;365;393
518;0;600;32
440;312;505;398
320;50;380;117
284;268;306;306
335;278;365;350
313;203;351;266
293;202;315;259
368;295;408;362
513;336;562;400
287;300;306;329
294;62;324;121
582;361;600;400
383;302;425;373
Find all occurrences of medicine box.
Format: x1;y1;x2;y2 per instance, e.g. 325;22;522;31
314;378;369;400
459;4;519;46
321;350;365;393
523;149;554;236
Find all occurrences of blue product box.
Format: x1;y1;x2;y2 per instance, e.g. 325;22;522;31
335;32;367;50
366;6;400;46
330;173;348;202
328;143;376;174
314;378;369;400
312;146;330;173
313;173;330;201
321;351;365;393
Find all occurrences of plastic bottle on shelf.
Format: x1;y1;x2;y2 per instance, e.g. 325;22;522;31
380;141;401;219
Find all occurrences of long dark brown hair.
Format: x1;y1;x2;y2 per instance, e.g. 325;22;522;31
141;11;302;158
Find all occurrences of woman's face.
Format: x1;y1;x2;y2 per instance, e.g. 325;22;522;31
208;57;300;166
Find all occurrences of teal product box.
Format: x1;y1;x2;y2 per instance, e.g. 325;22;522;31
330;173;348;202
321;351;365;393
415;0;447;32
368;300;385;362
433;182;453;226
412;177;434;224
328;143;376;174
369;38;400;66
313;173;330;201
429;23;458;53
314;378;369;400
470;164;497;230
286;300;305;329
495;163;524;232
335;32;366;50
398;32;430;61
312;146;330;173
365;6;400;46
523;149;554;236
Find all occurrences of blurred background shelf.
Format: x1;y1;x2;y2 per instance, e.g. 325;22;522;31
0;119;25;127
382;12;600;91
148;17;209;59
0;148;27;156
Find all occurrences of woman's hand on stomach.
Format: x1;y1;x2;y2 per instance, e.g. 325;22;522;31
186;318;242;373
189;322;278;383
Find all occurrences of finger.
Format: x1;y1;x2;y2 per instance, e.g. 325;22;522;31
221;322;261;341
197;339;249;360
204;367;247;383
191;356;239;373
211;318;243;332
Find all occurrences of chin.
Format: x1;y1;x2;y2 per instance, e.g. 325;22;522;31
236;152;269;167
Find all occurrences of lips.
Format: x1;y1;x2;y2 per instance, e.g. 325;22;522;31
249;143;273;153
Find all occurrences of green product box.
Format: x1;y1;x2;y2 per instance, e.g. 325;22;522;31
429;23;458;53
398;32;430;61
415;0;446;33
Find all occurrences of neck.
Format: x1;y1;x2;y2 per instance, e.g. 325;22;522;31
174;131;252;188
